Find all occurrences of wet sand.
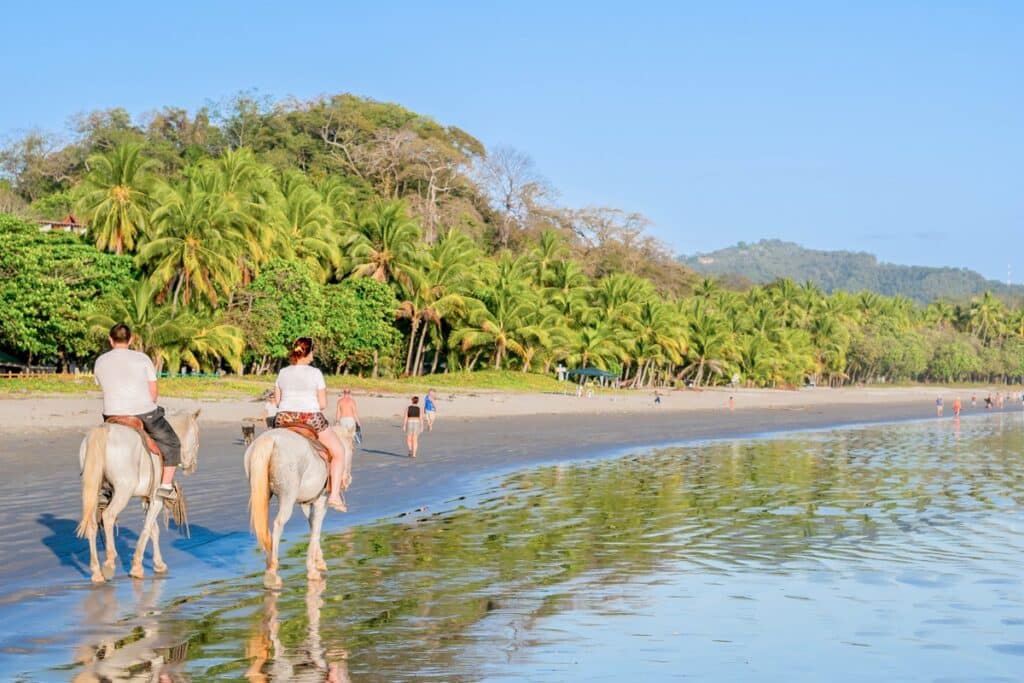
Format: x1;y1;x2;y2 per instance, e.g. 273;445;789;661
1;387;1007;605
1;386;1018;679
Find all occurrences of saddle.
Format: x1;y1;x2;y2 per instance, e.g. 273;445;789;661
277;421;329;457
105;416;163;459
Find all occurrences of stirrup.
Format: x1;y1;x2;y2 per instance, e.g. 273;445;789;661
156;486;178;502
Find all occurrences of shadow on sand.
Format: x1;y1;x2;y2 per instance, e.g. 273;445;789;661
36;513;140;577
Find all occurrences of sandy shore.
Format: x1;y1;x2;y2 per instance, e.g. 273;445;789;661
1;385;1020;676
0;384;1003;434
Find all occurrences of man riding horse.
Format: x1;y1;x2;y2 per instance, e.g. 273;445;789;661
93;323;180;502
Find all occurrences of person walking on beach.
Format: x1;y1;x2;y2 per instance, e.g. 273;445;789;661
971;394;977;408
935;396;944;417
424;389;438;432
260;389;277;429
403;396;422;458
94;323;181;502
273;337;348;512
953;397;961;417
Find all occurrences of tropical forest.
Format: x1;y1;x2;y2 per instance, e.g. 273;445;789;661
1;92;1023;387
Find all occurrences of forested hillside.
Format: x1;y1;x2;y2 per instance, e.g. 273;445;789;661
1;93;1023;387
682;239;1024;305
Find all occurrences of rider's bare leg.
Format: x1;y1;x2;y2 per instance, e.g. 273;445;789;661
318;428;346;511
160;466;175;485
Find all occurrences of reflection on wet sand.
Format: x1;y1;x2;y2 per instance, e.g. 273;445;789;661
245;581;349;683
72;578;187;682
24;416;1024;680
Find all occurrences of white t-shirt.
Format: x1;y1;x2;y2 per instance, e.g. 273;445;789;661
275;364;326;413
94;348;159;416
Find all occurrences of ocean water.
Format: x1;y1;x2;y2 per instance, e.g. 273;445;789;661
11;414;1024;681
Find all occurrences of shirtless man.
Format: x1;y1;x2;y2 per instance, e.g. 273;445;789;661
335;389;361;489
94;323;181;501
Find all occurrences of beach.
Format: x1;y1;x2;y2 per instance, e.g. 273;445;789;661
0;384;1005;596
1;385;1021;679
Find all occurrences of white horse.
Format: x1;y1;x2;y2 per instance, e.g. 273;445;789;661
245;424;353;589
76;410;201;583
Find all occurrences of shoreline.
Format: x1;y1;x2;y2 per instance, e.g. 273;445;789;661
0;384;1015;435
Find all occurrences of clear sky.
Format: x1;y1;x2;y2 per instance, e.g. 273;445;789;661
2;1;1021;281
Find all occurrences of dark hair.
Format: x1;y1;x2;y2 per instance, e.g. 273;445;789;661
411;396;419;404
109;323;132;344
289;337;314;364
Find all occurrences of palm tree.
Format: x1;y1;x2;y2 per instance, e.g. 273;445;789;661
449;280;545;371
968;291;1006;343
630;300;683;387
140;180;243;309
564;324;624;372
528;229;569;287
89;279;244;373
77;142;155;254
273;173;341;280
404;230;484;375
346;200;424;290
679;302;731;386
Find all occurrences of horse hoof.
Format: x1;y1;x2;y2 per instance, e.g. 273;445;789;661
316;562;328;573
264;573;282;591
91;574;106;584
102;564;116;581
129;567;145;579
153;562;168;574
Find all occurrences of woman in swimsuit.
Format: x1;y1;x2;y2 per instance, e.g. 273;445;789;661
402;396;422;458
273;337;348;511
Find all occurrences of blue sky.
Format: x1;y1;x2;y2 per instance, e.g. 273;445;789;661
2;1;1021;280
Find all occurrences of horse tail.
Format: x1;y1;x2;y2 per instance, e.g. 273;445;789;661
76;426;107;538
249;435;276;552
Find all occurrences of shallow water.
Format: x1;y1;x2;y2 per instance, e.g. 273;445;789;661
7;415;1024;681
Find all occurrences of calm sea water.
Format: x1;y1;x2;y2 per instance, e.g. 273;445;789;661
16;414;1024;681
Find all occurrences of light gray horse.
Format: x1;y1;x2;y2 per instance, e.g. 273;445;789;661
76;411;201;583
245;424;353;589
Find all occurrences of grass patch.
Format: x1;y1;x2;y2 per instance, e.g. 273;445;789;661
0;370;580;399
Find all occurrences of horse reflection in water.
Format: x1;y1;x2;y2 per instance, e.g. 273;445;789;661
72;579;188;682
246;581;350;682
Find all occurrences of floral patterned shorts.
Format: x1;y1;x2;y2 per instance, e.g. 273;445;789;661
275;411;330;433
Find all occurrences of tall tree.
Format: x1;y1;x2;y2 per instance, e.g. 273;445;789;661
77;142;155;254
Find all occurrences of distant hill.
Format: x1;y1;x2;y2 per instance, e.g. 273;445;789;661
681;239;1024;304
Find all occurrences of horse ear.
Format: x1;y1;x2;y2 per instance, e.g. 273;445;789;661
192;409;201;420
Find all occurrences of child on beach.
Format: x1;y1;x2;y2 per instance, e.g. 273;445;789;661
953;397;961;417
935;397;943;417
424;389;437;431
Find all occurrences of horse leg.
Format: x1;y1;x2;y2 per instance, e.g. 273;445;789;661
308;496;328;577
130;500;162;579
87;525;104;584
265;494;295;590
101;489;131;580
150;513;167;574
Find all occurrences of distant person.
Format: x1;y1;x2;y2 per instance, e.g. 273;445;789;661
335;388;361;488
424;389;438;432
935;396;943;417
985;394;993;409
654;390;661;406
971;394;977;408
335;388;361;433
953;397;961;417
403;396;422;458
261;390;278;429
728;396;735;411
